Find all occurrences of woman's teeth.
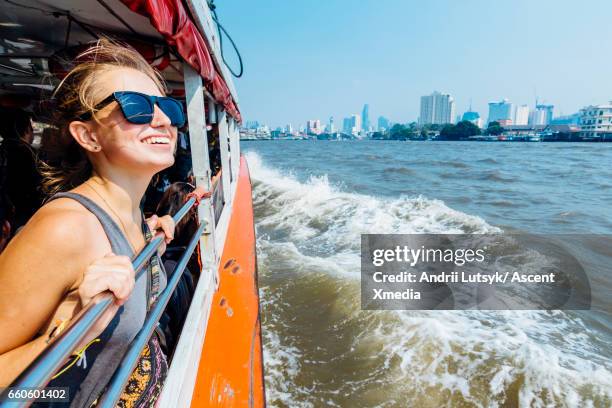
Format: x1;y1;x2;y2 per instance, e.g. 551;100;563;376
143;136;170;144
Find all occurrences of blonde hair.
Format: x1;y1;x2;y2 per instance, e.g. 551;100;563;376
40;38;167;196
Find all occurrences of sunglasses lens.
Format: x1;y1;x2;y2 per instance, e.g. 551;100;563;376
116;93;153;124
158;98;185;127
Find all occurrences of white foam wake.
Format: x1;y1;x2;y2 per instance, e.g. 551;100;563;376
246;151;612;408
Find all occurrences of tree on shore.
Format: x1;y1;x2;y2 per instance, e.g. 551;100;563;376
485;121;504;136
440;120;481;140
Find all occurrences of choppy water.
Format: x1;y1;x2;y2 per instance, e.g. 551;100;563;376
244;141;612;408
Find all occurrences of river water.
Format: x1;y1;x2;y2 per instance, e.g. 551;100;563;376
243;140;612;408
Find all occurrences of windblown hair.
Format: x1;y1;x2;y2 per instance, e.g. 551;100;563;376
40;38;166;196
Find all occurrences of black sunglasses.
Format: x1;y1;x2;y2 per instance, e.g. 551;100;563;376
79;91;186;127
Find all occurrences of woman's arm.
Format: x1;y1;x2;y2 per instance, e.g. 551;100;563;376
0;204;135;386
0;335;50;386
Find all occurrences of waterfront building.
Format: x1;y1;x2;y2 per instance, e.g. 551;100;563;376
377;116;390;131
488;99;514;125
286;123;293;134
579;102;612;140
327;116;335;133
343;117;352;133
245;120;260;130
350;114;362;135
529;104;554;125
550;113;580;126
307;119;323;135
461;110;483;128
514;105;530;126
419;91;456;125
362;104;370;132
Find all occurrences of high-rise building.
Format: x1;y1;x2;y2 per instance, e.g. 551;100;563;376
343;117;352;134
377;116;390;131
286;124;293;134
245;120;260;130
419;91;455;125
350;114;361;135
514;105;530;126
529;104;554;125
488;99;514;125
362;104;370;131
461;110;483;128
579;103;612;140
327;116;335;133
306;119;322;135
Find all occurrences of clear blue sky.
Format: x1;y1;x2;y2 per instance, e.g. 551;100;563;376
214;0;612;128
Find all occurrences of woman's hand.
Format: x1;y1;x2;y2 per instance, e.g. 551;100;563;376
145;214;175;254
75;253;135;348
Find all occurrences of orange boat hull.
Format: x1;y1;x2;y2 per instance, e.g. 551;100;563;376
191;157;265;407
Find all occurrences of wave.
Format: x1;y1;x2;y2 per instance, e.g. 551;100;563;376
383;166;416;175
245;151;612;407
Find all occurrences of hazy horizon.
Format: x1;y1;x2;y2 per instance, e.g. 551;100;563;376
216;0;612;128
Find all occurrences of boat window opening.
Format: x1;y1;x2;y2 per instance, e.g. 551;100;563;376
204;103;226;225
207;123;225;225
0;0;261;404
153;180;202;358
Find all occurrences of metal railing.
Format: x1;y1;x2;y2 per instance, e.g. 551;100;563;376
97;221;206;407
0;186;210;407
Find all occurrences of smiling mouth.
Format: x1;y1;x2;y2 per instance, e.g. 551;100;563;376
141;135;171;145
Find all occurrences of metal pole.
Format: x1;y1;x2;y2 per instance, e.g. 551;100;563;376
0;190;207;406
97;222;206;408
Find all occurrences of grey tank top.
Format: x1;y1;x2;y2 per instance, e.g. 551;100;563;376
42;192;167;408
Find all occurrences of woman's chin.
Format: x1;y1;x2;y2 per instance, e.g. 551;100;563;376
128;156;175;175
151;157;175;172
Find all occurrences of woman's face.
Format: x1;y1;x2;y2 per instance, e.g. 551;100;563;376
87;67;177;174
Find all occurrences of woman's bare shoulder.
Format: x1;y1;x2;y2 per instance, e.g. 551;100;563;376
23;198;104;247
0;198;111;288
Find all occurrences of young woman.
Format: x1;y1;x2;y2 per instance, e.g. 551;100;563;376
0;40;183;407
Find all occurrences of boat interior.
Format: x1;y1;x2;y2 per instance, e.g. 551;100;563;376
0;1;264;406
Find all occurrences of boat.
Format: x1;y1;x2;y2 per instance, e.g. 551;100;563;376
0;0;265;406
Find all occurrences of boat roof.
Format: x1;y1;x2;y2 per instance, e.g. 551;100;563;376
0;0;241;122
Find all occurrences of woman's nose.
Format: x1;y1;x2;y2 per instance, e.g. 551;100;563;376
150;104;172;128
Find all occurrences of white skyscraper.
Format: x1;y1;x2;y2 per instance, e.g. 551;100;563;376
580;102;612;140
306;119;322;135
529;104;554;125
419;91;455;125
327;116;335;133
350;114;362;135
514;105;530;125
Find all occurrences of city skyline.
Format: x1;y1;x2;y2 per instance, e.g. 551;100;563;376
244;93;577;133
215;0;612;128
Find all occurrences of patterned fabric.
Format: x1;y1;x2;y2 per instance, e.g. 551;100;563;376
115;334;168;408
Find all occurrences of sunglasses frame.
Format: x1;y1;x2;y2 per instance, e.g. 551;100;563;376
79;91;186;127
